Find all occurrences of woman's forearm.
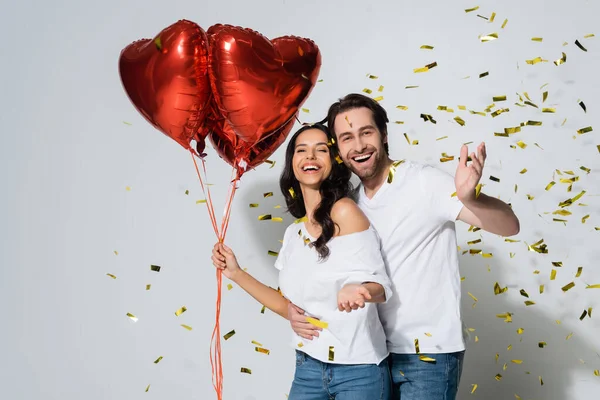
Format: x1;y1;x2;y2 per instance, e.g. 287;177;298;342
362;282;386;303
229;269;289;319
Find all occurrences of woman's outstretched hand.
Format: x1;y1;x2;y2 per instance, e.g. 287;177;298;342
337;283;372;312
211;243;241;279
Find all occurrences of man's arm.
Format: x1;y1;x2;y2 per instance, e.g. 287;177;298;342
457;193;520;236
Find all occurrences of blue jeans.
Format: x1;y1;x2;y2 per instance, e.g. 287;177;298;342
289;350;391;400
388;351;465;400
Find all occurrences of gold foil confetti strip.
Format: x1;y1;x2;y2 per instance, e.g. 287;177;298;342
582;215;590;223
490;176;500;182
467;239;481;245
494;282;508;295
576;267;583;278
414;338;420;353
590;308;593;317
501;18;508;28
420;45;434;50
495;374;502;381
263;192;273;198
542;108;556;113
268;250;278;257
154;356;163;364
579;310;588;320
507;345;513;351
532;37;543;42
505;126;521;134
258;214;272;221
123;121;132;126
575;40;588;52
554;52;567;66
227;284;233;290
387;160;406;183
240;367;252;374
471;384;478;394
552;262;563;268
562;282;575;292
175;306;187;316
255;347;270;355
395;121;404;124
260;305;266;313
425;332;433;337
252;340;263;346
465;6;479;12
145;384;150;392
584;33;595;38
154;37;162;50
551;270;557;280
378;85;384;92
367;74;378;79
480;33;499;42
516;141;527;149
595;370;600;376
527;120;542;126
539;342;547;348
288;187;296;199
249;203;259;208
566;332;574;340
543;91;548;102
403;133;411;145
106;273;116;279
328;346;335;361
372;96;384;102
491;108;509;117
362;88;372;94
454;116;466;126
419;356;436;363
493;95;507;102
577;126;593;134
420;114;437;124
181;324;192;331
405;85;419;89
579;100;587;113
184;189;189;195
396;105;409;111
126;313;138;322
265;160;276;168
526;57;546;65
540;285;544;294
525;301;535;306
495;353;500;363
469;110;486;116
272;217;283;222
196;199;207;204
150;265;161;272
490;12;496;22
318;79;323;82
497;312;513;322
306;317;328;329
479;71;489;78
468;292;478;302
345;115;352;127
545;181;556;191
517;328;524;335
301;108;310;113
539;376;544;385
437;136;448;141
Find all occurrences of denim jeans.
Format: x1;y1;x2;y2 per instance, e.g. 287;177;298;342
388;351;465;400
289;350;391;400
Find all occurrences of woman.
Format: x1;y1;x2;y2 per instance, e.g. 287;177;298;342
212;123;392;400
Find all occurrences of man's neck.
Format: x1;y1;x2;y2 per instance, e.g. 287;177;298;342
361;157;394;199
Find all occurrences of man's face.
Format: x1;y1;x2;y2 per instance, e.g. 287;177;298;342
333;107;387;181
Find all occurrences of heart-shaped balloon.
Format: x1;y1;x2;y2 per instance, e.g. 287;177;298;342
119;20;212;150
208;111;296;177
207;24;320;144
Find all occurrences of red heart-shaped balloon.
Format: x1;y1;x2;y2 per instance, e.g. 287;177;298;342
207;24;320;144
119;20;212;150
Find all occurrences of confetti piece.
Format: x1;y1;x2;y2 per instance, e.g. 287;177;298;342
150;265;161;272
378;85;384;92
489;176;500;183
363;88;373;94
545;181;556;191
465;6;479;13
154;37;162;50
258;214;272;221
512;359;523;364
414;62;437;73
516;141;527;149
306;317;328;329
471;384;478;394
540;285;544;294
553;52;567;66
126;313;138;322
405;85;419;89
575;40;588;52
595;370;599;376
584;33;595;38
414;338;420;354
328;346;335;361
468;292;478;302
532;37;543;42
263;192;273;198
493;95;507;102
367;74;378;79
146;284;151;291
490;12;496;22
526;57;547;65
301;108;310;113
256;347;270;355
373;96;384;102
527;120;542;126
520;289;529;298
539;342;547;348
154;356;163;364
419;355;436;363
494;282;508;295
396;105;409;110
345;115;352;127
145;384;150;392
425;332;433;337
265;160;276;168
586;284;600;289
454;116;466;126
495;374;502;381
551;270;557;280
566;332;574;340
539;376;544;385
106;273;116;279
224;330;236;340
387;160;406;183
495;353;500;363
502;19;508;28
525;301;536;306
577;126;593;135
420;114;437;124
507;344;512;351
241;368;252;374
395;121;405;124
175;306;187;316
181;324;192;331
517;328;524;335
249;203;259;208
227;284;233;290
480;33;498;42
420;45;434;50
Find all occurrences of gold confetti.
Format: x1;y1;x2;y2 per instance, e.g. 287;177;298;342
575;40;588;52
419;355;436;362
424;332;433;337
258;214;272;221
454;116;466;126
545;181;556;191
240;367;252;374
480;33;499;42
577;126;593;135
387;160;406;183
595;370;599;376
420;44;434;50
249;203;259;208
554;52;567;66
539;342;547;348
566;332;574;340
175;306;187;316
263;192;273;198
145;284;151;291
126;313;138;322
405;85;419;89
479;71;489;78
255;347;270;355
525;301;536;306
106;273;116;279
150;265;161;272
465;6;479;13
494;282;508;295
497;312;513;322
154;37;162;50
145;384;150;392
471;384;478;394
436;136;448;141
550;269;557;280
489;176;500;183
223;330;236;340
260;305;266;313
362;88;372;94
507;344;512;351
196;199;207;204
301;108;310;113
531;37;543;42
272;217;283;223
526;56;547;65
181;324;192;331
467;239;481;245
495;353;500;363
584;33;595;38
542;108;556;113
527;120;543;126
495;374;502;381
227;283;233;291
520;289;529;298
540;285;544;294
154;356;163;364
306;317;328;329
502;19;508;28
539;376;544;385
414;338;420;354
328;346;335;361
468;292;478;302
264;159;276;168
493;95;507;102
414;61;438;73
517;328;524;335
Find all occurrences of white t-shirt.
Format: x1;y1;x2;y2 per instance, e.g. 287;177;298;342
355;161;465;354
275;221;393;364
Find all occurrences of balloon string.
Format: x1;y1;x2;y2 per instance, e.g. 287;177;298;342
190;150;219;237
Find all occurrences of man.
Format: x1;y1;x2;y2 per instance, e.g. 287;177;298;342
287;93;520;399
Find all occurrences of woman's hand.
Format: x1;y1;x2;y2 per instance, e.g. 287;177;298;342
211;243;241;280
337;283;372;312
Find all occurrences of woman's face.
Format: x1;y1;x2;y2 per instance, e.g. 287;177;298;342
292;129;333;189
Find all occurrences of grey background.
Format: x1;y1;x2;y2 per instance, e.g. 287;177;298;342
1;0;599;399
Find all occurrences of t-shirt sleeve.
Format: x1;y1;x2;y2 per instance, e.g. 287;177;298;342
273;225;292;271
419;164;464;222
340;228;393;303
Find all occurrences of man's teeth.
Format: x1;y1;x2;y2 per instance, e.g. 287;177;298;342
353;154;372;161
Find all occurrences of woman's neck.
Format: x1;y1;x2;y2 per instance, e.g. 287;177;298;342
301;185;321;224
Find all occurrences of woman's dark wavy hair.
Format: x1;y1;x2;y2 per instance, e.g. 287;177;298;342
279;122;353;261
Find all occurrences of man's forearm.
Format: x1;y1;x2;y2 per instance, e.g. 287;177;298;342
463;193;520;236
229;269;289;319
362;282;386;303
